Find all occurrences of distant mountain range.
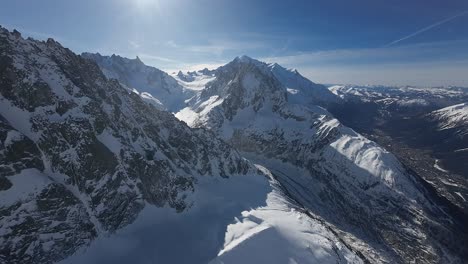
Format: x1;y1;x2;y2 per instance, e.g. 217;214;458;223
328;84;468;214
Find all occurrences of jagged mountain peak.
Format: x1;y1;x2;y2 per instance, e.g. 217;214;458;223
135;55;143;63
187;56;288;122
234;55;257;62
84;52;148;71
230;57;302;81
267;61;339;106
82;52;190;111
176;70;195;82
215;56;339;108
268;61;294;73
225;55;274;76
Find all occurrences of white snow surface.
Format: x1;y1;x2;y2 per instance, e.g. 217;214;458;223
62;166;362;264
0;169;52;207
430;102;468;133
433;159;449;173
139;92;165;110
396;98;429;107
171;71;217;92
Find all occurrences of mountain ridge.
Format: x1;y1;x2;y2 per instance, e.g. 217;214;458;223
0;26;369;264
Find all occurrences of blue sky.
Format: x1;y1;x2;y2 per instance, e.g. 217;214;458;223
2;0;468;86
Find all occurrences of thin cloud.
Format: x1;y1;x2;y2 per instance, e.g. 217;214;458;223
138;53;179;63
165;40;178;48
260;40;468;86
261;40;468;66
298;60;468;87
128;40;141;49
384;10;468;47
182;39;266;56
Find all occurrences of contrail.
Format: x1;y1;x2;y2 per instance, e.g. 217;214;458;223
384;10;468;47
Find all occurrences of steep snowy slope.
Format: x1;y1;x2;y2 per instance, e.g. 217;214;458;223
176;56;468;263
171;69;217;92
82;53;190;111
0;28;365;264
63;165;363;264
428;102;468;138
269;62;339;107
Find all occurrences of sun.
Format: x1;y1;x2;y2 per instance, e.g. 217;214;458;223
133;0;160;12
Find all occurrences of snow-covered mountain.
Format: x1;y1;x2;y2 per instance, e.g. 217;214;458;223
176;56;468;263
81;53;191;111
2;26;467;264
268;62;339;107
428;102;468;138
0;27;369;264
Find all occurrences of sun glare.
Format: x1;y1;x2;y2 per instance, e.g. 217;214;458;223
133;0;161;13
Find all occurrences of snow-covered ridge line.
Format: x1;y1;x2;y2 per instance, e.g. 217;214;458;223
428;102;468;137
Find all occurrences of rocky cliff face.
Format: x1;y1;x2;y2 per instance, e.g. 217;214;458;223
176;56;468;263
0;27;258;263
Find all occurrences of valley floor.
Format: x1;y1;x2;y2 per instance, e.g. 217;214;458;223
364;129;468;214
